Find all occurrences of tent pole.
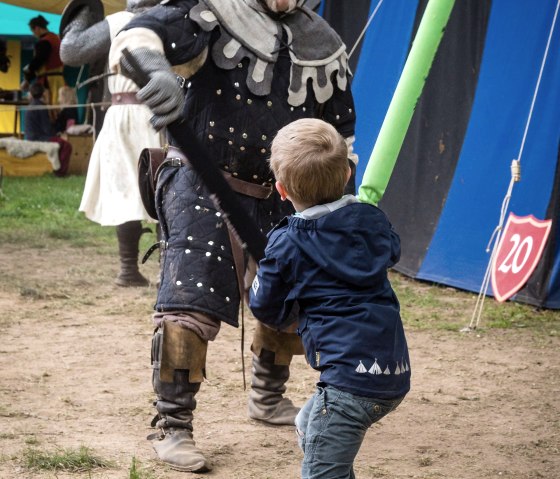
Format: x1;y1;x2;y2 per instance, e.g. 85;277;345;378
358;0;456;206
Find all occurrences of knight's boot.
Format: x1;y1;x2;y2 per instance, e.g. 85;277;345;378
115;220;149;287
150;321;211;472
248;322;304;426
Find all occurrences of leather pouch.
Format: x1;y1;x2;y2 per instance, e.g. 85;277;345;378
138;147;166;220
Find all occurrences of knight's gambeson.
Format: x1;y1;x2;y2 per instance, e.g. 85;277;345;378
124;0;356;323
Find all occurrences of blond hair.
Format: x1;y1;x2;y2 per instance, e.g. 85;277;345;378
270;118;348;206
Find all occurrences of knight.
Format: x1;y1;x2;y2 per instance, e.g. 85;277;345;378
107;0;357;471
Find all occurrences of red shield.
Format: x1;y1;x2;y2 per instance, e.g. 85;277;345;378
491;213;552;302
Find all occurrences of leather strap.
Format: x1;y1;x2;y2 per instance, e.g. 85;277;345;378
166;146;273;199
227;226;247;390
223;171;273;199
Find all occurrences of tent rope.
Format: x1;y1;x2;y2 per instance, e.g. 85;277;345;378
348;0;384;59
0;101;111;141
75;65;86;90
0;102;112;113
465;0;560;331
76;72;116;90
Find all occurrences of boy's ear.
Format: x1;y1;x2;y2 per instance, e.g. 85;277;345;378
347;164;352;182
275;181;289;201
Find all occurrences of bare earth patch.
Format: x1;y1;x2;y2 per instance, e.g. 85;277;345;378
0;245;558;478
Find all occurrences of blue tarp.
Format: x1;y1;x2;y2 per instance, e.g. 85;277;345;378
348;0;560;308
0;3;60;37
417;0;560;307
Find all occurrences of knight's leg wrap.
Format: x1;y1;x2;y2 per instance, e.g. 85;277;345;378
115;221;149;287
248;321;304;426
150;320;211;472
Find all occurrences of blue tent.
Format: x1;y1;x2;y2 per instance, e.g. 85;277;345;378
322;0;560;308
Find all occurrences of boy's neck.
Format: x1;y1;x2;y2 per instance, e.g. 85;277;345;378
294;195;358;219
292;200;314;213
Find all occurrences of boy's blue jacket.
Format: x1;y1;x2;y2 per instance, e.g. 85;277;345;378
249;196;410;399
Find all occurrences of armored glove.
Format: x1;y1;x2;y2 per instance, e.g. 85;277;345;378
119;48;185;130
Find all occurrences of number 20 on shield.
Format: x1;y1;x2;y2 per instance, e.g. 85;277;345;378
491;213;552;303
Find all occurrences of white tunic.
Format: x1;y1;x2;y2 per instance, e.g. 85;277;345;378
79;11;162;226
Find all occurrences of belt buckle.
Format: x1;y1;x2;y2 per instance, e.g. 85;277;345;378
262;182;273;199
176;75;186;89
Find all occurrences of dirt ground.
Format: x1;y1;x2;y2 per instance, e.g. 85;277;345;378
0;243;559;479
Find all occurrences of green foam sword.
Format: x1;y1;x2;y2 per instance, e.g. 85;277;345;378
358;0;456;206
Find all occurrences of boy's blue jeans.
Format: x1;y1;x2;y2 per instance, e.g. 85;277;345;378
295;385;403;479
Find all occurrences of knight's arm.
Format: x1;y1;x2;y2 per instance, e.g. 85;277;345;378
23;40;51;81
60;8;111;66
111;2;211;129
110;26;183;129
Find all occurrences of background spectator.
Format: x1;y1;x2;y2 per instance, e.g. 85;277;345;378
0;38;10;73
54;85;79;134
24;82;53;142
21;15;65;109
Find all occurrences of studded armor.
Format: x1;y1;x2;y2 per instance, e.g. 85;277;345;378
123;0;357;325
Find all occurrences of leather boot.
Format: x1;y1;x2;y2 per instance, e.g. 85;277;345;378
150;382;210;472
248;348;299;426
150;325;211;472
151;428;208;472
115;221;149;287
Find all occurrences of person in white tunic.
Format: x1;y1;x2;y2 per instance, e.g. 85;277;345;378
60;0;162;286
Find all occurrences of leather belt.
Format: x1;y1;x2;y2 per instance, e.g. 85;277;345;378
166;146;273;200
112;92;141;105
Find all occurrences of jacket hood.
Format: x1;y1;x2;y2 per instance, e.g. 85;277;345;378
286;197;400;286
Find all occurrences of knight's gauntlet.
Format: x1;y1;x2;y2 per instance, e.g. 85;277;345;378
119;48;185;130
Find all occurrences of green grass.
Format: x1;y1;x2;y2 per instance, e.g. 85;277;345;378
0;175;157;254
24;437;39;446
0;175;115;249
392;272;560;334
129;457;155;479
23;445;113;472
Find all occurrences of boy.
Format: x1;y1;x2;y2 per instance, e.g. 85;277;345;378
249;118;410;479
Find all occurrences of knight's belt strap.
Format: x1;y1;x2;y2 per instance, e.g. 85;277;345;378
166;145;273;199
